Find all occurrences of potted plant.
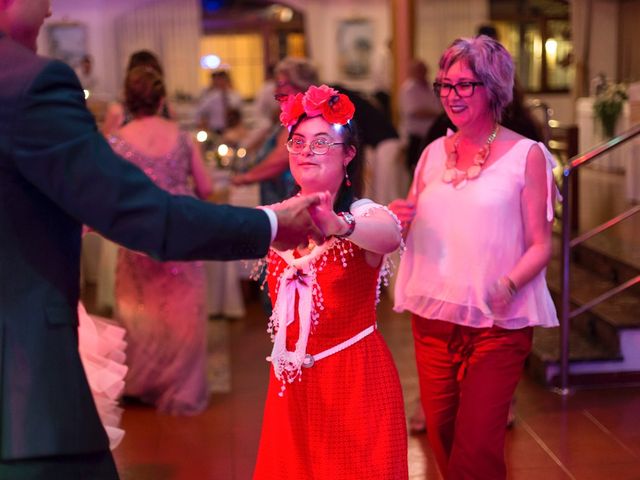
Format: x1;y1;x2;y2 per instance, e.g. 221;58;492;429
593;79;628;138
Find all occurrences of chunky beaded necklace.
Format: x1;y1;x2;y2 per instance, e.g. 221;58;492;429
442;124;500;189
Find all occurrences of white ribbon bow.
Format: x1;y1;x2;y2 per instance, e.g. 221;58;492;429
267;264;315;386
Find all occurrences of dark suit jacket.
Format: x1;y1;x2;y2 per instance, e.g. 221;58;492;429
0;32;271;460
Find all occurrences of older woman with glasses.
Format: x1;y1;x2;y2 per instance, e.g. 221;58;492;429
390;36;559;479
253;85;407;479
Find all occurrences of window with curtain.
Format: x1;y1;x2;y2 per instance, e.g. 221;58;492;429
199;34;264;100
491;0;573;93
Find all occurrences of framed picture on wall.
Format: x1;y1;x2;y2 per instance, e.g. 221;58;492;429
337;19;373;79
47;22;87;68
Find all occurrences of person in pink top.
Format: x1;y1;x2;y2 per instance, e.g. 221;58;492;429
390;35;559;480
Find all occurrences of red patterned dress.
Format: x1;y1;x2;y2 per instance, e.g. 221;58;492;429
253;237;408;479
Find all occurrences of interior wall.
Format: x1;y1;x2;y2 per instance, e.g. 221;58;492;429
618;0;640;83
588;0;619;84
284;0;391;93
414;0;489;75
40;0;151;100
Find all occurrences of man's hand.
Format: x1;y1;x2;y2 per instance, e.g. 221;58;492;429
272;194;325;250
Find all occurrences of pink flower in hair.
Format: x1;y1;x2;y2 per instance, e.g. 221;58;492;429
302;85;339;116
279;93;305;128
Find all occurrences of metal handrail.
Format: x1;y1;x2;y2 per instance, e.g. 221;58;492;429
558;122;640;394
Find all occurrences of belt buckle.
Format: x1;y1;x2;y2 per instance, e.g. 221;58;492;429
302;353;315;368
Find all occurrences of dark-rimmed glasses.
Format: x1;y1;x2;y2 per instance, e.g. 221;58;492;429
286;138;345;155
433;81;484;98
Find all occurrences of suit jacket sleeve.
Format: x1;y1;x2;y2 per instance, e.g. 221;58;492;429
10;59;271;261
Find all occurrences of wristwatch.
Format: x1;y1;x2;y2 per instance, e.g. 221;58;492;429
336;211;356;238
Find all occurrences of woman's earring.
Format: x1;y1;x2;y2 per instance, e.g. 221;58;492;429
344;167;352;187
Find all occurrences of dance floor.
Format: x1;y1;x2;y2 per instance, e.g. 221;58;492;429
103;292;640;480
89;165;640;479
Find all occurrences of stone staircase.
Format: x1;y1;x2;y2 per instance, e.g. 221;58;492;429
527;221;640;388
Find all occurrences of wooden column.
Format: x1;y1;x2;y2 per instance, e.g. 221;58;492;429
391;0;415;123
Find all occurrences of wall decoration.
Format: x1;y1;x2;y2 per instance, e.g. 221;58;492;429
337;19;373;79
47;22;87;67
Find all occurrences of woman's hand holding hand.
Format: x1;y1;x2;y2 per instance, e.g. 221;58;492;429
307;191;347;237
388;198;416;236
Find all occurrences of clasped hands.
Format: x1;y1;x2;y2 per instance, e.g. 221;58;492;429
270;192;350;251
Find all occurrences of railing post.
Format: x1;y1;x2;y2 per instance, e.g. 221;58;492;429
558;167;572;395
566;125;579;232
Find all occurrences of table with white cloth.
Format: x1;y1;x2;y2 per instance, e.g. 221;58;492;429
576;97;639;203
81;173;260;318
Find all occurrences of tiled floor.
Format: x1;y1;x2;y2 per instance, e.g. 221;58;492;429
108;292;640;480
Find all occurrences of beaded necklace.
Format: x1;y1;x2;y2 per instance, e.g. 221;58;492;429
442;124;500;189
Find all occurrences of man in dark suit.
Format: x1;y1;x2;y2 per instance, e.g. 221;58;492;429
0;1;322;478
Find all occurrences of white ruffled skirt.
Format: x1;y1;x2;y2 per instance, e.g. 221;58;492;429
78;303;127;449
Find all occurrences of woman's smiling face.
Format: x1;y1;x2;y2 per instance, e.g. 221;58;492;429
288;116;355;196
439;60;492;129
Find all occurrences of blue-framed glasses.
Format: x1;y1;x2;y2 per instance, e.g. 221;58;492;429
433;81;484;98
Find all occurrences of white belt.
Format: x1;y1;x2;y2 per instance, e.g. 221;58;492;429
301;324;376;368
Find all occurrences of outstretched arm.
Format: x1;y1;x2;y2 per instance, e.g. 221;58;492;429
232;129;289;185
309;193;401;266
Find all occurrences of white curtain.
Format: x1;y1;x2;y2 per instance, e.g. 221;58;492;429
114;0;201;98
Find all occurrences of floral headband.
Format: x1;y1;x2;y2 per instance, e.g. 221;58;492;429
279;84;355;129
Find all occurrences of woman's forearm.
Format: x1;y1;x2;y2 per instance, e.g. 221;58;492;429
505;241;552;290
346;207;402;255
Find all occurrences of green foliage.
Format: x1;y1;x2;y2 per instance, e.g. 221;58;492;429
593;81;628;138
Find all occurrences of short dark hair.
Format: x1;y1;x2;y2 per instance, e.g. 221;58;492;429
476;24;498;40
125;67;166;117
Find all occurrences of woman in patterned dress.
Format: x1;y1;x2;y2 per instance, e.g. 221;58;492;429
110;66;213;415
253;85;408;479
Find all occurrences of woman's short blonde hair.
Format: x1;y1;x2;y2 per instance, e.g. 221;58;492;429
438;35;514;122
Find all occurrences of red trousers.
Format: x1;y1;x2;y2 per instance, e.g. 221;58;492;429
412;315;532;480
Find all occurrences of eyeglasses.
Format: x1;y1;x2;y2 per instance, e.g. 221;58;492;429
433;81;484;98
286;138;345;155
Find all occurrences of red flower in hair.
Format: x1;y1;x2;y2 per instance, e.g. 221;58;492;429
302;85;339;116
279;93;305;128
279;84;355;128
322;94;355;126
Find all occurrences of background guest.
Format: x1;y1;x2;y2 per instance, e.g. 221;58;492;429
102;49;169;136
110;67;212;415
399;59;442;173
196;69;243;135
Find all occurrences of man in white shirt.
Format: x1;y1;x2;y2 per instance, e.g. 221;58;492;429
196;70;243;134
399;59;442;172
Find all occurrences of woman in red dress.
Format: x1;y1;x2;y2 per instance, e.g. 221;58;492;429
253;85;408;479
